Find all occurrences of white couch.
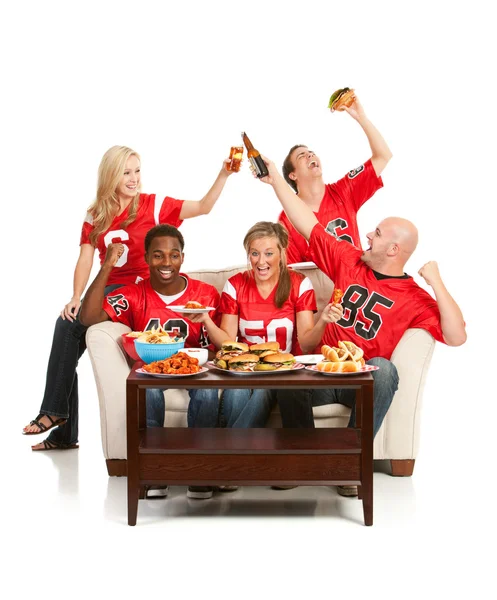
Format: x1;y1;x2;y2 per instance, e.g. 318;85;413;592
86;265;436;477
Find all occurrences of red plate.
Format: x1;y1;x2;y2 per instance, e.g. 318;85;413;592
305;364;379;376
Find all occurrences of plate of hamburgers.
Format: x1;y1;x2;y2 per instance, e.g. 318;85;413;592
208;341;303;375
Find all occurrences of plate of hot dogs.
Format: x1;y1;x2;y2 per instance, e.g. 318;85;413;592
305;342;379;376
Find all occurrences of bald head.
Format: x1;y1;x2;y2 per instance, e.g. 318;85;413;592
362;217;419;274
381;217;418;256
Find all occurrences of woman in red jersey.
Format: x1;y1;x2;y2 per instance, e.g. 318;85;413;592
23;145;236;450
189;221;344;429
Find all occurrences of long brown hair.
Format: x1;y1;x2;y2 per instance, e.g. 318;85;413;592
87;146;142;246
243;222;291;308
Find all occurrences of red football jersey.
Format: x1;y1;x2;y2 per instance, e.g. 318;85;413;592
279;159;383;264
219;270;317;353
81;193;184;286
103;275;220;350
308;224;445;360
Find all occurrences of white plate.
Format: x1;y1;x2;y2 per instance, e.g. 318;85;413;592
135;366;209;378
293;354;324;365
168;305;216;314
305;364;379;376
288;262;316;270
207;361;305;376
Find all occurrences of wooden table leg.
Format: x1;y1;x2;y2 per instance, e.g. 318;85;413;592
138;386;146;428
126;383;140;526
361;382;374;526
355;387;362;428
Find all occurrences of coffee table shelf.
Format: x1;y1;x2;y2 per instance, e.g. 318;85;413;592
126;366;374;526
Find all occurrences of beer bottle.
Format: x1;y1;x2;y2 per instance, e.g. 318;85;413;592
241;132;269;178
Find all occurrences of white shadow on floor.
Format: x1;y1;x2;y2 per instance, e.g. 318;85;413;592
33;445;81;498
103;471;416;527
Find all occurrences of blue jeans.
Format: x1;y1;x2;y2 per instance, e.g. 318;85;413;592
276;358;399;438
41;284;123;446
221;389;276;427
146;388;220;428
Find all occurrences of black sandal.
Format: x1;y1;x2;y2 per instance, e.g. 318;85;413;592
32;439;79;452
23;413;67;436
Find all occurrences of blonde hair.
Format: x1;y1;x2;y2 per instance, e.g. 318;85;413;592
243;222;291;308
87;146;142;246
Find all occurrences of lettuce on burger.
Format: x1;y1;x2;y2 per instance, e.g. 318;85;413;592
227;353;260;372
249;341;280;358
328;87;356;112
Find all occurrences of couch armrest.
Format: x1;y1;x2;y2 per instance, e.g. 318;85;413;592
86;321;133;460
373;328;436;460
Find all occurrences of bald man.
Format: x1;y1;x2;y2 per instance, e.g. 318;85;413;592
257;157;466;495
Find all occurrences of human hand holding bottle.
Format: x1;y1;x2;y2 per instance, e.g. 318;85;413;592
248;154;279;186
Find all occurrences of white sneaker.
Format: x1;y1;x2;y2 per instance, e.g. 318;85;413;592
146;485;169;499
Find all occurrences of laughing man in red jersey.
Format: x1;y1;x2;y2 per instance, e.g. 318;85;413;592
80;224;226;500
80;224;222;430
279;94;393;264
259;155;466;495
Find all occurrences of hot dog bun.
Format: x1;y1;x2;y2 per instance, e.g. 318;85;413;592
321;344;349;362
316;360;360;373
338;340;364;361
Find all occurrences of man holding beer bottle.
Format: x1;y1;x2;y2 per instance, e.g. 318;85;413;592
279;93;393;264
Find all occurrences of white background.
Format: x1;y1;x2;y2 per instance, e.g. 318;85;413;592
1;1;495;598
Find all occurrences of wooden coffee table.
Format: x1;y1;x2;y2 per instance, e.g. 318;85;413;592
126;365;374;526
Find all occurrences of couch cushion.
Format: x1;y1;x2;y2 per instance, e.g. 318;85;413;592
187;265;247;296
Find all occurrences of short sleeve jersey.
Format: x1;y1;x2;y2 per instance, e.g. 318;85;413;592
103;275;220;351
219;270;317;354
307;224;445;360
80;193;184;286
278;159;383;264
